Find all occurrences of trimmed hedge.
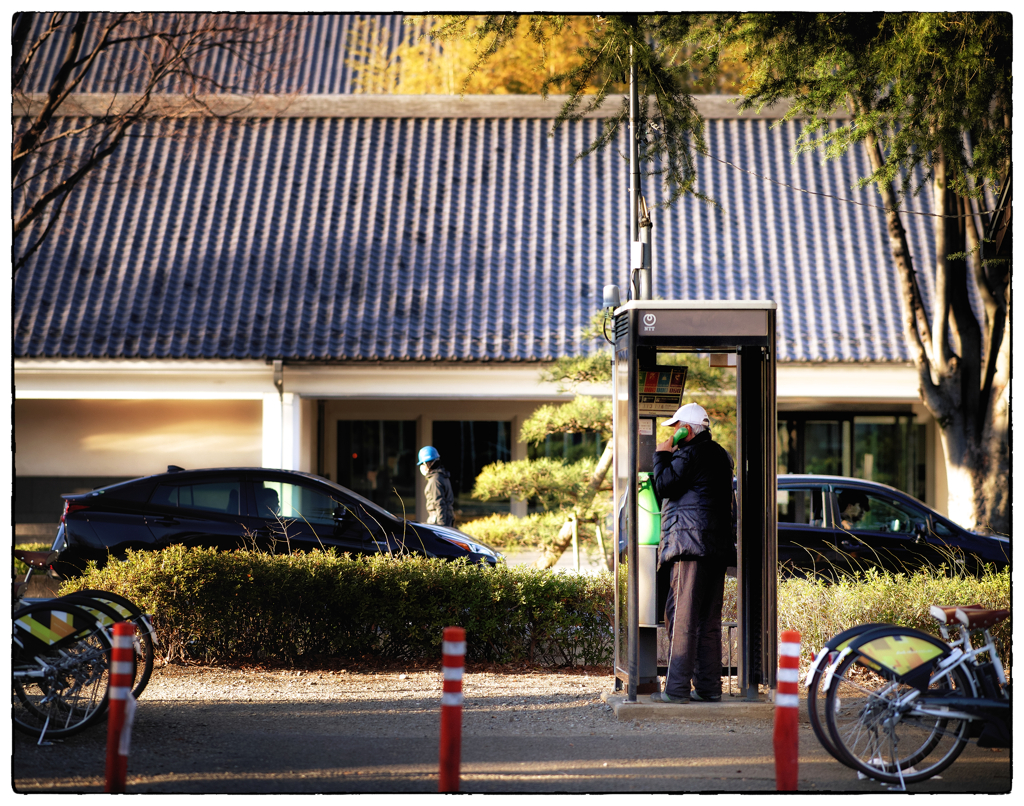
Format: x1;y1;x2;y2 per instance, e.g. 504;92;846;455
59;547;1010;673
59;546;615;667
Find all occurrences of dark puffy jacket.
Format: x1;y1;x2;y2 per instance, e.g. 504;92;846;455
652;430;734;567
425;466;455;527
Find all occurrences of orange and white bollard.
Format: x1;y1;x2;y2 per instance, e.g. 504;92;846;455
774;629;801;791
439;626;466;793
105;620;137;793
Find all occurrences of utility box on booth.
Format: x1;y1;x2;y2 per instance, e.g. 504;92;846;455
611;300;778;702
636;472;661;628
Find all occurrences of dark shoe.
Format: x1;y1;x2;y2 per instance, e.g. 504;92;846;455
690;691;721;702
650;691;689;704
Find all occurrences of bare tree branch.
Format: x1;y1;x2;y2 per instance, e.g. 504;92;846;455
12;12;300;272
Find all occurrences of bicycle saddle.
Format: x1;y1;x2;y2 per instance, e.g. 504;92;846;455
929;603;984;625
955;606;1010;630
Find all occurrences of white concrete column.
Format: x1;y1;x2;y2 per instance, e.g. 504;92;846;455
262;391;301;470
262;393;281;468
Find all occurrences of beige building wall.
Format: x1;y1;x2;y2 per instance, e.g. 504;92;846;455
14;399;263;477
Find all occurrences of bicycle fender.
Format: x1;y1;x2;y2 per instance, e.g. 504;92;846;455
847;625;951;689
822;646;852;692
805;623;891;686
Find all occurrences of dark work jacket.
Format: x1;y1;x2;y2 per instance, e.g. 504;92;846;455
425;466;455;527
652;430;735;568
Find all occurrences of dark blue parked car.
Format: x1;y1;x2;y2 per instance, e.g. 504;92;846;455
776;475;1009;577
45;466;501;578
619;474;1009;578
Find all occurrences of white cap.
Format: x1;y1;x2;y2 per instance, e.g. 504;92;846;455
662;402;710;427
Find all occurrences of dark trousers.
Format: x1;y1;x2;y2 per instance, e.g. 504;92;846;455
663;557;726;699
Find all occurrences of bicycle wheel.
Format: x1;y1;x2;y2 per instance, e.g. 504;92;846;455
12;601;112;740
61;590;154;697
806;623;888;767
824;646;974;785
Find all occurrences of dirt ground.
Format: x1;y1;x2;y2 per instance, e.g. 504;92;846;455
11;658;1013;795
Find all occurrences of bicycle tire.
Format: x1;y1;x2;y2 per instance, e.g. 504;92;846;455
12;601;112;740
806;623;888;767
824;637;974;785
61;590;154;697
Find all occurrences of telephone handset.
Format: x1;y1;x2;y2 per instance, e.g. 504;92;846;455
672;425;690;446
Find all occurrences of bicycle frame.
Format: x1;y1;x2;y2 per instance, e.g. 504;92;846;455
814;605;1010;789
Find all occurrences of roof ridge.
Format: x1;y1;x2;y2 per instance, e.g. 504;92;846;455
14;93;850;121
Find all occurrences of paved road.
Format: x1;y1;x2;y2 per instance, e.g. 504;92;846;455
12;680;1012;794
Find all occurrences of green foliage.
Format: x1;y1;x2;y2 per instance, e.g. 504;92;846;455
352;15;597;96
472;457;600;513
519;396;612;443
723;12;1011;201
433;13;714;208
460;510;606;557
539;353;613;392
778;565;1012;673
58;546;615;667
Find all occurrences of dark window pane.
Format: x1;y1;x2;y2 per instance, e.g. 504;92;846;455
336;421;417;516
853;415;927;500
151;480;241;514
778;488;822;526
803;420;847;476
779;413;925;501
432;421;512;519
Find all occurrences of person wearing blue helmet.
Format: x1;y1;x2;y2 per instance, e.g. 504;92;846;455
418;446;455;527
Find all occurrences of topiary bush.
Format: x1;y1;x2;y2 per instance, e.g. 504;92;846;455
59;546;615;667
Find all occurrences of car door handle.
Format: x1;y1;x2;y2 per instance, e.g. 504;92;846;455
152;516;179;525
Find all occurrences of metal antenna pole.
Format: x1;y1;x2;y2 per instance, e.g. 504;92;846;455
628;48;640;301
629;42;652;301
625;42;640;705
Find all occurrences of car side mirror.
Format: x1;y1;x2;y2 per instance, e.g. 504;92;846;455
913;521;928;543
334;505;349;523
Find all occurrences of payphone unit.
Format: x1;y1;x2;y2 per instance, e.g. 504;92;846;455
611;299;778;702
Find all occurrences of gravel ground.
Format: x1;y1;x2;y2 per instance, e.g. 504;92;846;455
12;659;1012;794
12;659;776;793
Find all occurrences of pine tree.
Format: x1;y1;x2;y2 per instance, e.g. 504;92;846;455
463;311;736;569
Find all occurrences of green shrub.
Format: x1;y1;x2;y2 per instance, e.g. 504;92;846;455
461;510;582;552
59;546;615;667
58;548;1010;674
778;565;1012;672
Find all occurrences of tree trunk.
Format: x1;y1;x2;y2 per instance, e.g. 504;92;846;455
859;129;1010;535
533;442;614;569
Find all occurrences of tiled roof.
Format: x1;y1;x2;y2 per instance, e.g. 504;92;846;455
13;13;938;364
16;13;419;95
12;102;937;364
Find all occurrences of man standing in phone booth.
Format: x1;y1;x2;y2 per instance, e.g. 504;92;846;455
649;402;735;703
